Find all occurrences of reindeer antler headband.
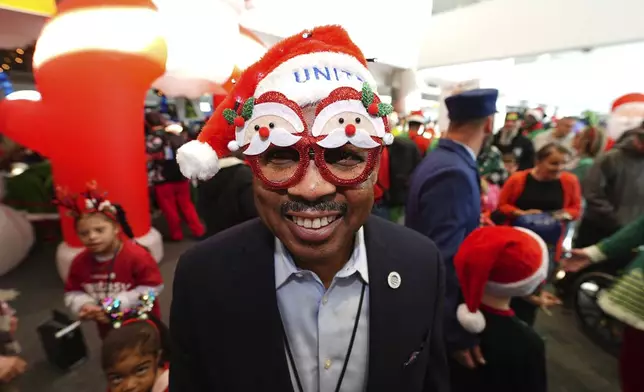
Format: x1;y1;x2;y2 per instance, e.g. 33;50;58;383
53;181;117;219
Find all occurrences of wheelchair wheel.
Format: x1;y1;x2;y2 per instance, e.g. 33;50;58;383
572;271;623;357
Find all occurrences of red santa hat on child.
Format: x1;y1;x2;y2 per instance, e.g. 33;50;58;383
454;226;549;334
177;25;392;180
407;110;425;124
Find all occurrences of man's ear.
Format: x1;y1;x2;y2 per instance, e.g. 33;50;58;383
485;116;494;134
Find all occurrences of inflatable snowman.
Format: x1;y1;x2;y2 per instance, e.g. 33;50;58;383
0;173;34;276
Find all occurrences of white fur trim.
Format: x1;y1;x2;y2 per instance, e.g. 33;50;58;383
485;227;549;297
55;228;164;282
597;291;644;331
253;52;377;107
227;140;240;152
407;114;425;123
236;102;305;147
457;303;486;333
176;140;220;180
383;133;394;146
584;245;607;263
312;100;385;138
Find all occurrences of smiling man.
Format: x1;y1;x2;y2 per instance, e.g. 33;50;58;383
170;26;448;392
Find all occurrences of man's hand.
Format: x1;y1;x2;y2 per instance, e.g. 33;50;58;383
452;346;486;369
560;249;592;272
0;356;26;383
78;304;103;321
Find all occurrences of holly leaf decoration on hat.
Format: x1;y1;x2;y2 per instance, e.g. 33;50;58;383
360;82;392;118
241;97;256;120
223;108;237;125
377;102;394;117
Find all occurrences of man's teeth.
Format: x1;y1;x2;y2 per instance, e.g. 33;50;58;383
291;216;337;229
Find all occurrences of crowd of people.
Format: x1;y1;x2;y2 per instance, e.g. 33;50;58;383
0;25;643;392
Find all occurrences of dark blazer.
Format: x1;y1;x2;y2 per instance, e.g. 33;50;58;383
170;216;448;392
197;161;257;237
405;138;481;352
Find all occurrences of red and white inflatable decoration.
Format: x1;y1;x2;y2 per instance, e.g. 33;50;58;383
0;0;266;280
152;0;266;98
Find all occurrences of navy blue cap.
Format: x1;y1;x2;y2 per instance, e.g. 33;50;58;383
445;88;499;122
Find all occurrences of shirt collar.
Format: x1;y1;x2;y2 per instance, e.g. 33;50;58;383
450;139;478;161
274;227;369;289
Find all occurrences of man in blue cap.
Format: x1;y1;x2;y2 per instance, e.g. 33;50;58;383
406;88;499;371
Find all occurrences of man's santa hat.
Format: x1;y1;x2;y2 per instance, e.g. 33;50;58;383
454;226;549;334
177;25;391;180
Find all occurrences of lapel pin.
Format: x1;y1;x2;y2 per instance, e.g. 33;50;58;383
387;272;401;289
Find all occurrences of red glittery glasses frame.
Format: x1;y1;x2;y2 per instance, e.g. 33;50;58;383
235;87;386;189
245;135;382;190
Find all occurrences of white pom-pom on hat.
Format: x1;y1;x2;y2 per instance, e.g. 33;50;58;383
383;133;394;146
176;140;220;181
457;303;486;333
227;140;240;152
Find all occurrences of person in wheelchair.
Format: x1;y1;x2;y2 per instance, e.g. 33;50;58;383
497;143;582;325
563;214;644;392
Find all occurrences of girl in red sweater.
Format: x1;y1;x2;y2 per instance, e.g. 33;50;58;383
60;185;163;339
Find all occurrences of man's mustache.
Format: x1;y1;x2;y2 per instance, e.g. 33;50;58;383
281;200;348;214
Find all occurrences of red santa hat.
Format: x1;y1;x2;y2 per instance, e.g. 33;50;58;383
525;108;544;122
611;93;644;112
177;25;387;180
407;110;425;124
454;226;549;334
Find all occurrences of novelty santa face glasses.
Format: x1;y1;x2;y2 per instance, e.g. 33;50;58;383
223;83;393;189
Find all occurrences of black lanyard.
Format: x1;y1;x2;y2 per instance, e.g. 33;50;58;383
283;282;366;392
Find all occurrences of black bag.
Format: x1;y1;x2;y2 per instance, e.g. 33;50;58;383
37;310;87;370
386;138;422;207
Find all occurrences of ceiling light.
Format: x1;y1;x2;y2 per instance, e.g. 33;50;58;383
16;48;24;55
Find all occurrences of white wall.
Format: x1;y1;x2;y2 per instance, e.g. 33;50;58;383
419;0;644;68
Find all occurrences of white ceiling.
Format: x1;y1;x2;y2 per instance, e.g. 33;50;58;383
420;41;644;114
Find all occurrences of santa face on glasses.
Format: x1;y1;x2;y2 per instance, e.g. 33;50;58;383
224;83;392;190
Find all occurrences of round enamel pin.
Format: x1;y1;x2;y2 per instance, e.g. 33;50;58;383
387;272;401;289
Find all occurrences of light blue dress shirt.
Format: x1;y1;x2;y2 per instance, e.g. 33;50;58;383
275;228;369;392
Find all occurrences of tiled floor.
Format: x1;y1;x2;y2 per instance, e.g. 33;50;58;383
1;239;620;391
